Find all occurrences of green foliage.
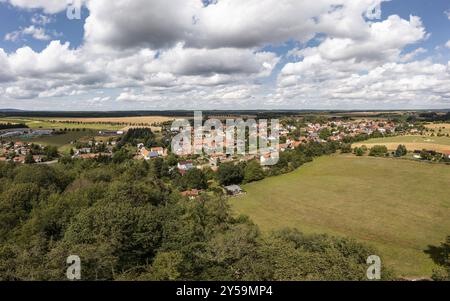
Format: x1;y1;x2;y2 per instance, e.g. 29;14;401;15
318;128;332;140
267;141;338;177
120;128;155;147
112;148;132;164
395;144;408;157
142;251;183;280
0;183;40;241
431;236;450;281
354;146;367;156
340;143;353;154
0;123;29;130
243;160;265;183
261;229;393;280
43;145;59;160
369;145;388;157
24;152;35;164
176;168;208;190
217;162;244;186
0;159;394;281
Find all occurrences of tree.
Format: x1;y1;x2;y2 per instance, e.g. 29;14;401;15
244;160;265;183
24;152;35;164
112;149;131;163
47;202;162;280
217;163;244;186
420;149;433;161
120;128;155;146
369;145;388;157
43;146;58;160
354;147;365;157
142;251;183;280
318;128;332;140
0;155;397;281
260;229;394;281
180;168;208;190
340;144;352;154
395;145;407;157
431;236;450;281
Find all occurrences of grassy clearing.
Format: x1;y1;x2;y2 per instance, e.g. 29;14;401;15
4;130;97;154
230;155;450;278
353;135;450;153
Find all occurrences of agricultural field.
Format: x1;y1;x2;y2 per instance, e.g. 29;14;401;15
0;116;175;131
424;123;450;135
35;116;174;131
230;155;450;278
353;135;450;153
0;117;122;131
42;116;175;124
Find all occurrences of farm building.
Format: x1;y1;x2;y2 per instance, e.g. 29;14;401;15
224;185;243;196
178;161;194;172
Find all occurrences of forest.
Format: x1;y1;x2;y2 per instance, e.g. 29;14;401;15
0;157;397;281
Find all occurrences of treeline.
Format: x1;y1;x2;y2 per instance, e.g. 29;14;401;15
119;128;155;147
0;159;393;280
417;112;450;122
213;141;341;187
0;123;29;130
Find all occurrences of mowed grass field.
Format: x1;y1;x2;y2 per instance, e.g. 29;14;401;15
353;135;450;153
230;155;450;278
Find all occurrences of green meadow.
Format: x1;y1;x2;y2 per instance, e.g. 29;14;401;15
18;131;94;145
230;155;450;278
2;130;97;154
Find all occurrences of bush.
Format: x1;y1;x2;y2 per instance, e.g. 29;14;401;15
354;147;365;156
395;145;407;157
340;143;352;154
369;145;388;157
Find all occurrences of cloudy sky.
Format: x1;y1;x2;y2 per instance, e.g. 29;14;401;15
0;0;449;111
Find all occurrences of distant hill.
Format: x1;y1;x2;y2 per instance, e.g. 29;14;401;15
0;108;25;113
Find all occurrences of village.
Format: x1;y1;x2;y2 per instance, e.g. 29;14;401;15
0;118;435;165
1;118;447;186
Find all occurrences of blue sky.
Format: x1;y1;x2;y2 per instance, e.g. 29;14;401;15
0;0;449;110
383;0;450;60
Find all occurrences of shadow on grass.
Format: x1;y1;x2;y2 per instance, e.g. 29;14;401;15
424;237;450;266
